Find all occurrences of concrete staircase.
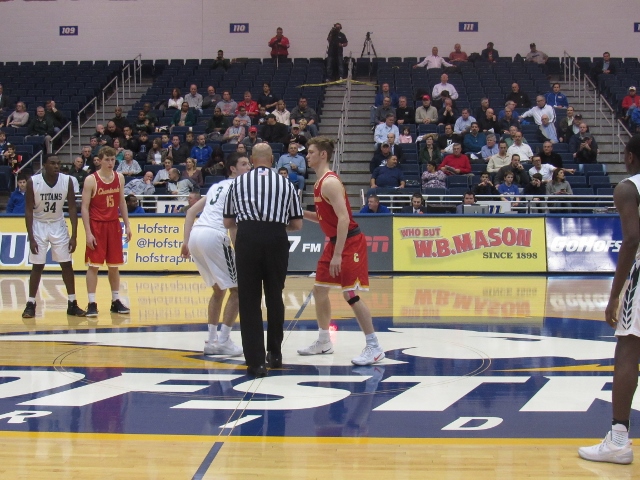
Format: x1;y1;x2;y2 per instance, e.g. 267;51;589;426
560;81;630;184
310;82;375;209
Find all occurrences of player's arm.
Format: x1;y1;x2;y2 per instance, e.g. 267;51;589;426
117;173;132;242
25;178;37;254
322;176;349;277
180;196;206;258
81;174;97;249
66;178;78;253
606;181;640;327
303;210;319;222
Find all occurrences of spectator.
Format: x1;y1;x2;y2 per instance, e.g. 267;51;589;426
498;107;519;135
399;126;413;144
360;194;390;213
89;136;101;156
418;135;441;166
506;131;534;161
421;161;446;189
557;106;578;143
438;98;458;126
569;122;599;155
437;124;460;150
261;114;288;144
202;86;222;110
167;135;190;164
69;156;88;191
178;191;202;214
167;168;195;198
370;96;394;129
287;125;308;152
190;134;213;166
375;83;399;109
374;114;400;145
216;91;237;116
370;155;405;190
474;171;499;196
415;95;439;124
326;23;348;80
590;51;616;84
28;106;54;153
276;143;307;191
181;157;203;187
124;171;155;196
2;143;22;173
278;166;294;183
147;138;168;165
167;88;183;110
369;142;393;173
396;96;415;126
478;108;500;133
296;118;313;141
257;83;279;110
413;47;453;70
212;50;231;71
201;147;225;177
243;126;263;153
546;169;573;213
273;100;290;125
487;141;512;173
6;173;28;214
497;172;521;207
481;42;499;63
236;91;259;119
172;102;196;129
142;102;158;128
385;133;403;160
480;134;499;160
498;100;521;121
506;83;531;109
524;173;547;198
256;105;269;126
495;154;530;187
104;121;122;145
440;143;471;175
575;133;598;163
528;155;556;183
116;150;141;176
125;194;146;214
121;126;139;153
185;84;203;114
223;117;246;144
456;191;478;214
453;109;476;134
45;100;66;133
448;44;468;63
539;141;563;168
136;131;152;162
545;83;569;109
0;131;7;156
235;106;252;127
112;137;125;162
111;106;130;132
290;97;319;137
520;95;556;126
525;43;548;64
432;73;459;101
184;131;196;150
538;114;559;143
622;86;640;122
0;84;11;122
463;122;486;155
400;193;427;213
6;101;29;128
134;110;153;134
206;107;230;140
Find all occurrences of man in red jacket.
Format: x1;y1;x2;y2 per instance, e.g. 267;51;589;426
439;143;471;175
268;28;290;60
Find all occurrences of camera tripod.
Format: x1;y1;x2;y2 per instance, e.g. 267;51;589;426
360;32;377;58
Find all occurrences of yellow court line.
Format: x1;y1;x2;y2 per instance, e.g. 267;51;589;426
0;431;601;446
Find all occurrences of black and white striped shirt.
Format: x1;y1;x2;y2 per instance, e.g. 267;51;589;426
223;166;303;225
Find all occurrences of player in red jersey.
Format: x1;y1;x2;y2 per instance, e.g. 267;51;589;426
81;146;132;317
297;137;385;365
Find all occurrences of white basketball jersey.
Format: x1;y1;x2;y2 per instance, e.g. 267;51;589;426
32;173;70;222
622;174;640;261
194;179;233;232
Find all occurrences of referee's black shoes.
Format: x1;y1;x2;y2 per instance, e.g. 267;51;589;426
247;364;268;378
266;352;283;368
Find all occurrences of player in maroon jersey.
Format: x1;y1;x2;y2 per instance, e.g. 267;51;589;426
81;146;132;317
297;137;385;365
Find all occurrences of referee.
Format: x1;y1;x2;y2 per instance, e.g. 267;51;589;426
223;143;303;377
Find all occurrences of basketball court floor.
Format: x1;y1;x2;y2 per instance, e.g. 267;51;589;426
0;273;638;479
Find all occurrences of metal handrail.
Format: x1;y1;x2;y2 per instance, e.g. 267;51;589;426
333;55;353;173
52;121;74;163
12;121;74;180
76;97;98;152
101;76;119;123
14;151;43;179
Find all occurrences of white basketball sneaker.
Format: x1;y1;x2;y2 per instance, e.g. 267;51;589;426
351;345;385;366
578;431;633;465
297;340;334;356
204;339;243;357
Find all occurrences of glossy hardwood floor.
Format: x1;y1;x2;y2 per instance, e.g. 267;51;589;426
0;273;637;479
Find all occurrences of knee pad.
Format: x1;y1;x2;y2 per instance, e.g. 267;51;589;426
346;295;360;306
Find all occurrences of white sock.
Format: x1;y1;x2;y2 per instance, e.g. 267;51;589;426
319;328;331;343
207;324;218;343
365;332;379;347
88;293;96;303
111;291;119;301
219;324;232;343
68;294;76;302
612;423;630;447
27;297;36;304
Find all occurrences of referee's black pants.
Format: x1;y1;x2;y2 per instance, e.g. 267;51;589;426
235;221;290;368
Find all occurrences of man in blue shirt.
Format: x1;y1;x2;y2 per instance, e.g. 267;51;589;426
374;115;400;145
545;83;569;109
190;134;213;166
359;194;390;213
6;174;28;214
463;122;487;154
370;155;405;191
276;142;307;191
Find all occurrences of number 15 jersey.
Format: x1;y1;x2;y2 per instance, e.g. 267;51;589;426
32;173;70;222
90;172;120;222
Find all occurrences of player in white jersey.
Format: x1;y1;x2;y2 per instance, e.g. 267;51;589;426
579;136;640;465
181;152;251;356
22;154;86;319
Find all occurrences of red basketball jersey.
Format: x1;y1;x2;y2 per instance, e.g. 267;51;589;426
90;172;120;222
314;171;358;238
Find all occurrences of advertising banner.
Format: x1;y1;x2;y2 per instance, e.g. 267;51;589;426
546;216;621;272
392;217;547;272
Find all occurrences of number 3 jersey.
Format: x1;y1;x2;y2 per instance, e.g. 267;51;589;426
194;179;233;233
32;173;70;222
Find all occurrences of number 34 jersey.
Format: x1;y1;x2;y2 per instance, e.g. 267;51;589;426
194;178;233;233
31;173;70;222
